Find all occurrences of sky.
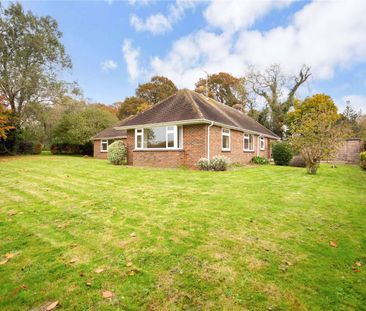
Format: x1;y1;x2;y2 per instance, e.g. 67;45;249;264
12;0;366;113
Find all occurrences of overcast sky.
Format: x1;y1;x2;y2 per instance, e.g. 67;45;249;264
15;0;366;113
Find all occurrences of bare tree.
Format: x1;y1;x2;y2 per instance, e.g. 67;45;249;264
247;64;311;137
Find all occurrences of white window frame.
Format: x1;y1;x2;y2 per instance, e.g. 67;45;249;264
135;126;183;150
135;129;143;149
100;140;108;152
243;133;254;152
259;136;265;151
221;128;231;151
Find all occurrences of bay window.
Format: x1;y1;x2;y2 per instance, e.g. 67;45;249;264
222;128;230;151
135;125;183;149
244;133;254;151
260;136;265;150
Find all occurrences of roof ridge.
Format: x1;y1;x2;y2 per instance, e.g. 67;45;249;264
184;89;204;119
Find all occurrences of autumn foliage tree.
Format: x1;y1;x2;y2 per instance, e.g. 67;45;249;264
117;97;151;120
195;72;247;110
289;94;348;174
136;76;177;105
0;97;14;140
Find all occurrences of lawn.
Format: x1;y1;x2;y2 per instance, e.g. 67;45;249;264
0;155;365;310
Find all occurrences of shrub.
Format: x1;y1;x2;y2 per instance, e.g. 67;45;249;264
251;156;270;165
51;143;81;155
272;142;293;166
289;154;306;167
360;151;366;170
108;141;127;165
210;155;230;171
34;142;43;154
17;141;34;154
197;158;210;171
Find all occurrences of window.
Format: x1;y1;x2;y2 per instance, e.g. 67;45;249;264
244;133;254;151
260;136;265;150
101;139;114;152
135;126;183;149
222;128;230;151
136;129;143;149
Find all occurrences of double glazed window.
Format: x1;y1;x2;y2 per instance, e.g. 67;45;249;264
243;134;254;151
101;139;114;152
222;128;230;151
259;136;265;150
135;126;183;149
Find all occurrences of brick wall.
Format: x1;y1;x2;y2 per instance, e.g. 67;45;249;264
123;124;273;168
209;125;272;164
93;138;125;160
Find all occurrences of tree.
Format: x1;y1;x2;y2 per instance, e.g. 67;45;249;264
195;72;247;109
0;2;72;122
117;96;151;120
248;64;311;137
289;94;348;174
339;104;362;137
0;96;14;139
52;106;117;145
136;76;177;105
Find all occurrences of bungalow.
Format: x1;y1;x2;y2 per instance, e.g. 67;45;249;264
93;89;279;168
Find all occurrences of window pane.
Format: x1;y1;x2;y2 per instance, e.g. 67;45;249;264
223;135;229;149
167;133;174;147
244;138;249;150
136;134;142;148
177;126;183;148
101;141;108;151
144;127;166;148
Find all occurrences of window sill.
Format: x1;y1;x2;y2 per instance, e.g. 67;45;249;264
100;151;108;153
243;150;255;153
221;149;231;152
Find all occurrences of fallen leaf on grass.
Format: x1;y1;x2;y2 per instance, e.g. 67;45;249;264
70;243;78;248
126;262;133;267
69;258;77;264
8;211;17;216
102;291;113;298
79;272;85;277
94;268;104;274
329;241;337;248
46;301;59;310
21;284;28;289
0;259;8;265
352;267;361;273
130;232;137;237
86;282;92;286
5;253;15;259
355;261;362;267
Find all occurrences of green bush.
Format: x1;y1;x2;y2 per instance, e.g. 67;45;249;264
108;141;127;165
197;158;210;171
210;155;230;171
360;151;366;170
50;143;93;155
17;141;34;154
251;156;270;165
289;154;306;167
272;142;293;166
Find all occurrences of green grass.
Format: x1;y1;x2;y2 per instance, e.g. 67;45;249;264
0;156;365;310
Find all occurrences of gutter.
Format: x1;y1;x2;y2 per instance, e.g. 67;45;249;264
207;121;214;161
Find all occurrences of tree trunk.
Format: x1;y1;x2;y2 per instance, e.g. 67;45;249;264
306;161;319;174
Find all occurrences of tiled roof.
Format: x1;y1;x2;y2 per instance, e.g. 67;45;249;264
92;124;127;140
115;89;279;139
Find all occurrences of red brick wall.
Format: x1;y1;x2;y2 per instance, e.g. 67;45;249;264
93;139;125;159
123;124;273;168
209;125;272;164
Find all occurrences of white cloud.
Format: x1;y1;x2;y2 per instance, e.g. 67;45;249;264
130;0;195;35
341;95;366;113
122;39;140;81
144;0;366;91
101;59;118;72
204;0;293;32
130;13;171;35
128;0;150;5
